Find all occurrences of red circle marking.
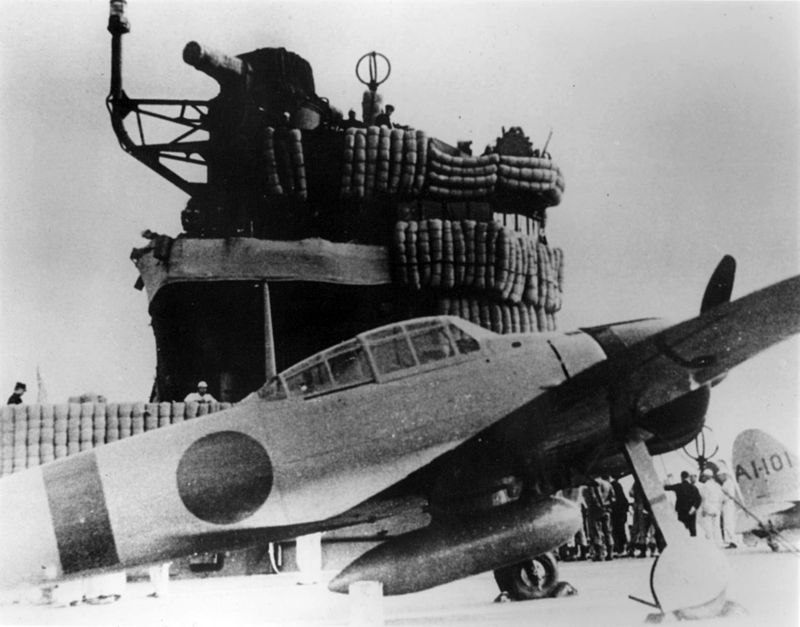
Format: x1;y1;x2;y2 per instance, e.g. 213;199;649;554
177;431;273;524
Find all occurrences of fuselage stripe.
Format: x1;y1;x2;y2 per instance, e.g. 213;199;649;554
42;452;120;574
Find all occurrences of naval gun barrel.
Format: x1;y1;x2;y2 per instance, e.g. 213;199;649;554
183;41;246;86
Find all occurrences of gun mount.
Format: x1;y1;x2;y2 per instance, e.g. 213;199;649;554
107;1;563;242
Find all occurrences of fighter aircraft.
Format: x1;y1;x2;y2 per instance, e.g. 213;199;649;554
733;428;800;550
1;256;798;617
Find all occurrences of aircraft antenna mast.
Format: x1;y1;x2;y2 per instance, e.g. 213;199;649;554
682;426;719;472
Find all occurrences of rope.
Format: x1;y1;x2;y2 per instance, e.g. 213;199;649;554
725;489;800;554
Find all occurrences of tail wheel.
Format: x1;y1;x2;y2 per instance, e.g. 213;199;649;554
767;537;780;552
493;551;559;600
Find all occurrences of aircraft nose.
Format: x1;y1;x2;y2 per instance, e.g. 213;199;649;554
636;387;710;452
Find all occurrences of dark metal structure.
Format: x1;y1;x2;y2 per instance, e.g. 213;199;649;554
108;1;567;406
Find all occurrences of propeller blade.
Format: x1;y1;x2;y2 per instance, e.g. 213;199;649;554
700;255;736;314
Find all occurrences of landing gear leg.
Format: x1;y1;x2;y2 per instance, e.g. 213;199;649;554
624;429;735;621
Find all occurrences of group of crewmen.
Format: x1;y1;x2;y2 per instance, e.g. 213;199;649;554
342;104;396;130
559;466;742;562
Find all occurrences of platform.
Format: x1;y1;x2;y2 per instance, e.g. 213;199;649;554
1;547;796;626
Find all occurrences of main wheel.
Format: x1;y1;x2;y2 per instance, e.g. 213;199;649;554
493;552;559;600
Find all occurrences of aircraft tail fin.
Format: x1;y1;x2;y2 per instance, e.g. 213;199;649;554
733;428;800;512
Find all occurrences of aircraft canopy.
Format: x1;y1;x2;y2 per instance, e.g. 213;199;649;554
273;316;486;399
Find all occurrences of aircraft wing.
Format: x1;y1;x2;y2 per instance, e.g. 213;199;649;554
655;274;800;383
494;273;800;462
604;273;800;419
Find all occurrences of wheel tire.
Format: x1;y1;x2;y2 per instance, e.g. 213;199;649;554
768;537;780;552
493;552;559;601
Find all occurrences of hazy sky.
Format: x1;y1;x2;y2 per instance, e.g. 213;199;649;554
1;1;797;466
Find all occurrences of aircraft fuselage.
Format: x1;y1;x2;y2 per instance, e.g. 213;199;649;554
0;318;709;587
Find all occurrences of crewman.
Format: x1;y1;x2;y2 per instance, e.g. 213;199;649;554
374;104;394;128
184;381;217;403
609;476;629;555
584;477;615;561
629;481;661;557
698;468;725;546
556;486;588;561
6;382;26;405
664;470;702;536
343;109;363;129
716;463;741;548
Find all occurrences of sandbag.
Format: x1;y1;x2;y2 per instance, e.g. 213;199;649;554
365;126;379;197
428;219;443;288
40;442;55;464
185;401;198;421
536;305;547;332
159;402;172;428
413;131;428;194
417;219;431;286
145;403;159;431
118;403;132;439
376;126;391;193
474;222;488;290
264;127;284;195
405;221;421;289
54;404;69;434
288;129;307;200
388;128;404;194
106;404;119;442
463;220;477;287
172;402;186;425
41;404;54;430
400;130;417;192
452;220;466;286
131;403;145;435
353;129;367;198
486;221;499;292
442;219;455;288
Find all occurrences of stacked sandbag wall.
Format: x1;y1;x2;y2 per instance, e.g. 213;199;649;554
259;126;564;205
496;154;565;204
336;128;564;206
392;218;563;333
340;127;428;199
0;402;232;478
424;143;498;199
264;128;307;199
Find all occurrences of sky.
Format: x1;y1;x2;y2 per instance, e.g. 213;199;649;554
0;1;798;470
